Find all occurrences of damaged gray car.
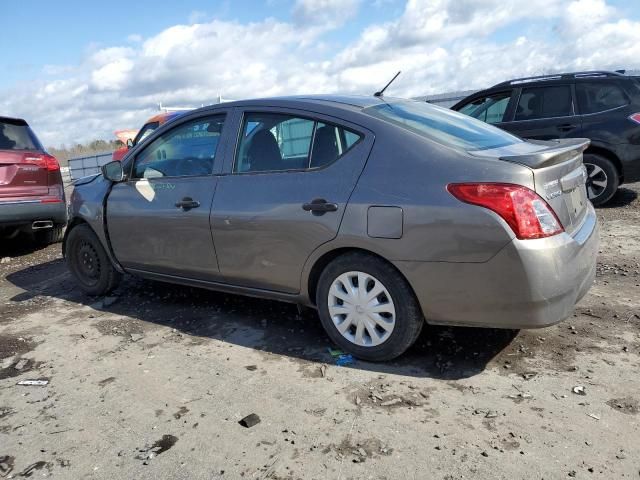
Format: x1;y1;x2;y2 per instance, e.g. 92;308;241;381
64;95;599;360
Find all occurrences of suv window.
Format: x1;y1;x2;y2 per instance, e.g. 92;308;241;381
365;101;522;151
515;85;573;121
458;93;510;124
576;82;629;114
132;116;224;179
0;120;43;151
234;113;362;173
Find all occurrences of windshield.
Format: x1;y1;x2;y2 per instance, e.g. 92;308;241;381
364;101;522;151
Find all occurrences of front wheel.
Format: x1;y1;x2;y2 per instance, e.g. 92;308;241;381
316;252;424;361
583;153;619;206
65;224;122;296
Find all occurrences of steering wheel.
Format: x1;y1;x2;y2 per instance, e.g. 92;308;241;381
178;157;212;176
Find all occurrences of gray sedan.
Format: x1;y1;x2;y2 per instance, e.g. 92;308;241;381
64;95;599;361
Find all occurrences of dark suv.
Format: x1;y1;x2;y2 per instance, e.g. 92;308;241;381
0;116;66;244
452;71;640;205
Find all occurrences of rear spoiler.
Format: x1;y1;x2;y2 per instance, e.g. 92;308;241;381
500;138;590;169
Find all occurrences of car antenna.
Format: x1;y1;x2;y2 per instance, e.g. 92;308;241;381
374;71;401;97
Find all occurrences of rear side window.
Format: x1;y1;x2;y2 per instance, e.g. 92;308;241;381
0;120;43;151
457;93;511;124
515;86;573;121
365;101;522;151
576;82;629;114
234;113;362;173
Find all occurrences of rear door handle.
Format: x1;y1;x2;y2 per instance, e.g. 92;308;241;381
175;197;200;210
302;198;338;214
557;123;578;132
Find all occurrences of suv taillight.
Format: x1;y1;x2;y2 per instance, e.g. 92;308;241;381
629;113;640;125
23;153;60;171
447;183;564;240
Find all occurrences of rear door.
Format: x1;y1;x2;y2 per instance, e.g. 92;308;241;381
210;108;372;293
576;79;635;143
106;113;229;281
503;84;582;140
0;119;48;200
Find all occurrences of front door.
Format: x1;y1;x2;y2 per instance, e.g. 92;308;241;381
503;84;582;140
106;114;228;281
211;110;372;293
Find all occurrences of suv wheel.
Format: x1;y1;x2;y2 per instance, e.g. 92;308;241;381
583;153;619;206
316;252;424;361
65;224;122;296
35;224;65;245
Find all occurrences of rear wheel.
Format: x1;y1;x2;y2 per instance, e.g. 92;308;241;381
34;224;64;245
316;252;424;361
583;153;619;206
65;224;121;295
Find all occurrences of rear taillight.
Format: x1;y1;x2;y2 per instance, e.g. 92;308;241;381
629;113;640;125
23;153;60;171
447;183;564;240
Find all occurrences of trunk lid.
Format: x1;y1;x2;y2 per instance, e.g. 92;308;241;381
0;150;50;198
471;138;591;235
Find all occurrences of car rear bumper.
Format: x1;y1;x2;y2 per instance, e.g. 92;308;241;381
394;204;599;329
0;199;67;227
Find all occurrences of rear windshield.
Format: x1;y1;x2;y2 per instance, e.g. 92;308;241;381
0;120;43;151
364;101;522;151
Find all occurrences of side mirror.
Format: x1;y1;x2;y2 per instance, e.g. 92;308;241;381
102;161;125;182
126;138;134;149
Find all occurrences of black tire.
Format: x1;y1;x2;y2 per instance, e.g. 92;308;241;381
35;224;65;245
316;252;424;361
65;224;122;296
583;153;619;207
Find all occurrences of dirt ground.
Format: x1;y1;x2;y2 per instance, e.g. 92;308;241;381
0;185;639;480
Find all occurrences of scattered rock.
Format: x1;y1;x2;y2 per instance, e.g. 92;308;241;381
14;358;28;370
572;386;586;396
245;365;257;371
380;398;402;407
239;413;261;428
130;333;143;342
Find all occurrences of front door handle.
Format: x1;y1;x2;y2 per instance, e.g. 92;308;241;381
302;198;338;215
175;197;200;210
558;123;578;132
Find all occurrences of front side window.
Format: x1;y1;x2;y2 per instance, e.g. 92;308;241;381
234;113;362;173
576;82;629;114
515;85;573;121
458;93;510;124
132;116;224;179
365;101;522;151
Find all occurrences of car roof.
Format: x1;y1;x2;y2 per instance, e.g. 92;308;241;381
489;70;629;89
202;94;405;112
0;116;28;126
144;111;185;125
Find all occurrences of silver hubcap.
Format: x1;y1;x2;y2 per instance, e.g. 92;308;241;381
584;163;608;200
327;271;396;347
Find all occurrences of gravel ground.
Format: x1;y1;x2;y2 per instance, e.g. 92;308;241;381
0;184;639;479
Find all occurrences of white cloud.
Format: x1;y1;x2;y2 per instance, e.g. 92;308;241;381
293;0;361;28
0;0;638;147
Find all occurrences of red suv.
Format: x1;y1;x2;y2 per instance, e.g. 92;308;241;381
0;116;66;244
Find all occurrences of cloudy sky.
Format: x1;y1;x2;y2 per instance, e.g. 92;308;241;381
1;0;639;147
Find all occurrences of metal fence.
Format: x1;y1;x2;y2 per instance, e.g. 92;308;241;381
67;152;113;181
